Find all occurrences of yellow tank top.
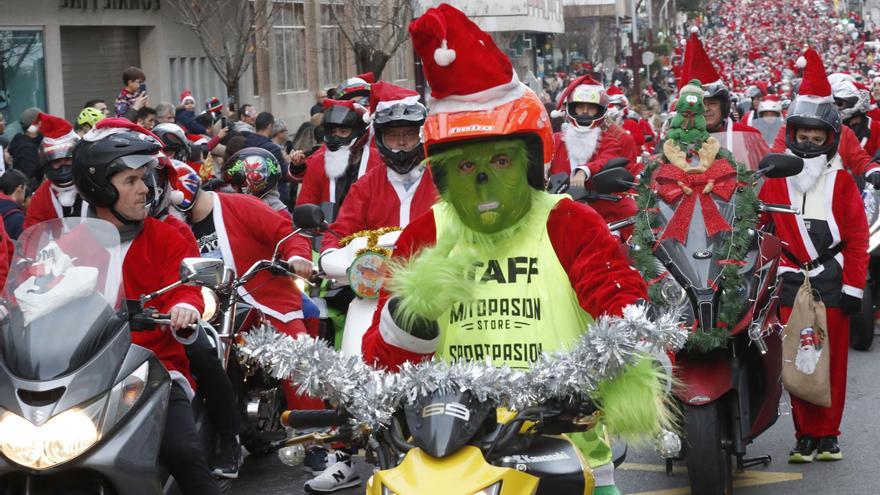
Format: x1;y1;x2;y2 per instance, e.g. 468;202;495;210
433;193;594;369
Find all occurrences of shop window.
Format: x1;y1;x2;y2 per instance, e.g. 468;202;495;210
0;29;46;136
274;1;307;93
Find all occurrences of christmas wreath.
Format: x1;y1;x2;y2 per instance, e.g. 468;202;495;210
630;80;758;352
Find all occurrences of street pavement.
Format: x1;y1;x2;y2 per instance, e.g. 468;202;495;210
232;341;880;495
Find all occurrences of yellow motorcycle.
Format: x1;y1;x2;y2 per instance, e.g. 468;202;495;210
281;392;604;495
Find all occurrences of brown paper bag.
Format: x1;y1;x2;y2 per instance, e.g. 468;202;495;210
781;274;831;407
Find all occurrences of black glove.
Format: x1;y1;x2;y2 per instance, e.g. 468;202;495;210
388;296;439;340
867;171;880;189
841;293;863;316
602;157;629;170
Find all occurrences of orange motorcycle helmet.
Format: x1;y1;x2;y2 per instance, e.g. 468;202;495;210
422;88;553;190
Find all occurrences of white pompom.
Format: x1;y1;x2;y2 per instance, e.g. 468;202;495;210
170;190;185;205
690;26;699;34
362;112;372;124
550;109;565;119
27;124;38;134
433;39;456;67
796;56;807;69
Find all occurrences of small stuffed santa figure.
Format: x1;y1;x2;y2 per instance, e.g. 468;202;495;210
759;48;869;463
320;81;439;252
547;76;638;236
25;113;88;229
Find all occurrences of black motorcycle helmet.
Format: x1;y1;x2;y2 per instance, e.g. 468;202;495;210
152;123;192;162
39;138;78;187
321;102;369;152
72;131;162;223
704;82;731;120
784;97;842;159
373;101;427;175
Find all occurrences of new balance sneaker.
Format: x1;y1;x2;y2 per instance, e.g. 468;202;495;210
788;436;817;463
304;456;361;493
211;435;242;479
816;436;843;461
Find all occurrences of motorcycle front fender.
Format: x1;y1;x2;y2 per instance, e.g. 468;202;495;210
368;446;540;495
673;352;732;405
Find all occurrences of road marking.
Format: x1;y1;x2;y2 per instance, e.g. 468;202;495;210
621;463;803;495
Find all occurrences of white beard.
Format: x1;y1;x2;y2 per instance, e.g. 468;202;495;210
562;122;601;170
324;145;352;179
790;155;826;194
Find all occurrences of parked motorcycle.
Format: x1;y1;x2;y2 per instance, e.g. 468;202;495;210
632;153;803;495
0;218;231;493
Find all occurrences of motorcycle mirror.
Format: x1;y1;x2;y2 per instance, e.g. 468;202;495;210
293;204;326;231
757;153;804;178
546;173;570;194
179;258;232;289
592;167;635;194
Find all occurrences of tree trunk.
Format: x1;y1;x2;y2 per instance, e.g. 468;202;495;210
354;43;391;80
227;80;241;112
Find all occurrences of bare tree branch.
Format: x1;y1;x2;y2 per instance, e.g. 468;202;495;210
328;0;413;78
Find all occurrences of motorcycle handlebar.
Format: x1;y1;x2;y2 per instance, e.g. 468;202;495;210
281;409;350;428
758;203;800;214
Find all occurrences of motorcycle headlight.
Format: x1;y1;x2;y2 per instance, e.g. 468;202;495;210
347;251;391;300
658;276;687;307
0;361;150;470
473;482;502;495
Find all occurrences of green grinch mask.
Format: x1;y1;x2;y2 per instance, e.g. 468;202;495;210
431;139;532;234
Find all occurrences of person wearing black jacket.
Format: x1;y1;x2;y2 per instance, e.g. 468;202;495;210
7;107;43;186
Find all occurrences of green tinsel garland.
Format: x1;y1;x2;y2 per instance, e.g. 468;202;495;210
631;147;757;352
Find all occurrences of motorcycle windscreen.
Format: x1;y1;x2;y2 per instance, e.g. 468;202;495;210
750;118;785;148
654;191;757;297
404;390;493;459
710;129;770;171
0;218;124;380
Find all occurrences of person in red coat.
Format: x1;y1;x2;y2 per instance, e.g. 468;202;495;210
548;75;637;236
24;113;88;229
320;82;439;252
832;79;880;157
760;49;868;465
771;121;880;179
72;128;221;494
295;99;382;221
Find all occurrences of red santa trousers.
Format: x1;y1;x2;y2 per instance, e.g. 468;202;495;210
780;306;849;439
268;316;326;410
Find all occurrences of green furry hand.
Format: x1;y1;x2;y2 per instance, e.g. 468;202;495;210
388;296;440;340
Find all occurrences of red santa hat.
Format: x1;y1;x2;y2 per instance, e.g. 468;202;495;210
84;117;162;144
757;94;783;114
679;31;721;88
354;72;376;84
32;112;77;145
409;2;524;114
363;81;422;123
550;74;605;119
179;90;196;107
796;48;833;103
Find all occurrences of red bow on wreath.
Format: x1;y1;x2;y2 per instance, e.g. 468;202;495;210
653;160;738;243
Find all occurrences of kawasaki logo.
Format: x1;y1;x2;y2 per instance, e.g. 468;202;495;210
448;125;494;134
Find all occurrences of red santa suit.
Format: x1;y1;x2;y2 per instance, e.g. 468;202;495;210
550;124;638;232
771;124;880;175
639;117;657;153
123;217;205;396
621;117;646;151
24;182;88;229
320;165;439;251
847;116;880;157
759;157;868;439
296;143;383;207
361;199;647;369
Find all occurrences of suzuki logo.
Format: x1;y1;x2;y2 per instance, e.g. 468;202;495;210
421;402;471;421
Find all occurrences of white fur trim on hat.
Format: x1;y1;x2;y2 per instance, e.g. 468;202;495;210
690;26;699;33
550;109;565;118
170;190;185;205
374;95;423;114
427;74;526;115
434;39;456;67
796;56;807;69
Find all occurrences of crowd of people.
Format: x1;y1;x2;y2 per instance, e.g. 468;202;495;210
0;0;877;493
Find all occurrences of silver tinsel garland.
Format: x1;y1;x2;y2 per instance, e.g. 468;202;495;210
239;304;687;429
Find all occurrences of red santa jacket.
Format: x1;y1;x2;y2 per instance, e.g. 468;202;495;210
320;165;439;251
550;127;638;228
621;117;646;150
771;124;880;175
604;124;640;174
849;117;880;157
296;143;383;207
24;182;88;229
211;192;312;322
639;118;657;153
361;199;648;369
758;167;868;300
123;217;205;388
163;214;200;257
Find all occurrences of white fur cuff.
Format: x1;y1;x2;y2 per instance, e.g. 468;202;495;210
378;302;440;355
